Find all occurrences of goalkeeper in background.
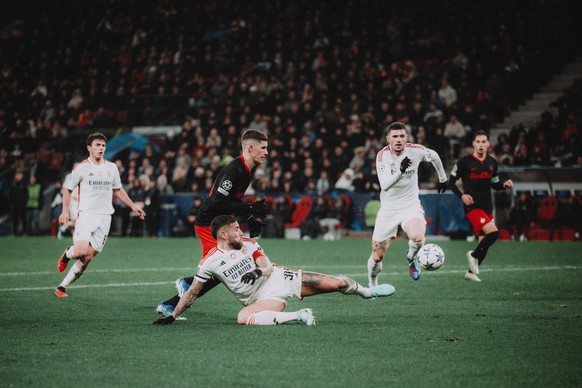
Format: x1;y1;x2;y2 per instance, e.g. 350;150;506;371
156;129;269;317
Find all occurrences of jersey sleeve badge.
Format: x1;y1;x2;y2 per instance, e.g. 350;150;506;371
218;180;233;196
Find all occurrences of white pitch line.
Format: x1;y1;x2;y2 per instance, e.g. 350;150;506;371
0;267;195;277
0;265;580;292
0;281;173;292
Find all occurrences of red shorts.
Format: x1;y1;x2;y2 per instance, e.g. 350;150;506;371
466;209;494;235
194;225;217;258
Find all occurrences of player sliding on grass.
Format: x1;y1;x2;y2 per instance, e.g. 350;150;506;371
153;215;395;326
366;122;448;285
55;132;146;297
448;130;513;282
156;129;269;318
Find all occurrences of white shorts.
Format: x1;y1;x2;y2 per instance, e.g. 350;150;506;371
252;266;302;305
73;213;111;252
372;203;426;242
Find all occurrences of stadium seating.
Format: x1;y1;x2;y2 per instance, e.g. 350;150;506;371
284;196;314;239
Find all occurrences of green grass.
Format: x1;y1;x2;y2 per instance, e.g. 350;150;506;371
0;237;581;387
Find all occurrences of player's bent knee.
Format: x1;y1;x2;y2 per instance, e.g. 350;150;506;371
407;234;424;244
486;231;499;243
238;310;251;325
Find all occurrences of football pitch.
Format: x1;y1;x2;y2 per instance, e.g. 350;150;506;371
0;237;581;387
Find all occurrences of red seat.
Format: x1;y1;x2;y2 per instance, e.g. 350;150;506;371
537;195;558;224
284;196;313;228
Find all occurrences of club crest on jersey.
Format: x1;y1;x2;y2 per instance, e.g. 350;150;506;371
378;164;386;173
230;253;236;259
218;180;232;196
480;217;486;224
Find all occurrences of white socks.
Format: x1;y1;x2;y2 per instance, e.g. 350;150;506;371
66;247;75;259
337;276;371;299
367;256;382;286
59;261;85;288
406;239;424;260
246;310;301;325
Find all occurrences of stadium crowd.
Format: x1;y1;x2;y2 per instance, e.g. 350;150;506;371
0;0;580;235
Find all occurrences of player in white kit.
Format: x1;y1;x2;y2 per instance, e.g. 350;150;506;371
55;132;146;297
153;215;396;326
367;122;448;284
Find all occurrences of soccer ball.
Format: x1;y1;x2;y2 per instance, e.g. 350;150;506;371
416;243;445;271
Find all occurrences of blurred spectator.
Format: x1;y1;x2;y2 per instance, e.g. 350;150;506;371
443;115;465;159
494;133;510;155
316;170;331;195
171;155;190;192
50;180;63;238
351;170;367;192
498;143;515;166
334;168;355;192
26;175;43;236
549;195;582;241
509;192;536;241
426;127;450;167
513;134;529;166
186;196;204;237
127;177;146;236
438;79;458;108
143;175;161;237
300;196;327;240
10;171;28;236
349;146;367;171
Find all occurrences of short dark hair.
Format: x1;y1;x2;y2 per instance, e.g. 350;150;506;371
241;129;268;144
210;215;238;239
384;122;408;136
87;132;108;146
473;130;489;141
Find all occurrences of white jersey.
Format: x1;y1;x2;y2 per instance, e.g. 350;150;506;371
195;238;269;306
375;143;447;210
64;158;122;215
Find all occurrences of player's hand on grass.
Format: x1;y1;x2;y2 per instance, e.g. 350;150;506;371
241;269;263;285
153;316;175;325
248;199;268;218
247;215;266;238
400;157;411;173
437;180;448;193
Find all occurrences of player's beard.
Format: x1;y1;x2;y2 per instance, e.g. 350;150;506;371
230;240;243;250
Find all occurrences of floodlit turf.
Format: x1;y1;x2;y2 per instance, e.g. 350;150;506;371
0;236;581;387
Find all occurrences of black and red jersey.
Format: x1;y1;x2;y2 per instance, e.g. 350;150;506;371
449;153;503;214
195;156;256;227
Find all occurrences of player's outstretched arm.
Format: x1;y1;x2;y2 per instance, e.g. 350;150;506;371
426;148;448;186
114;188;146;219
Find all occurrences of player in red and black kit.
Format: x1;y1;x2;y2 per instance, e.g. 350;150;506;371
156;129;269;317
448;130;513;282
